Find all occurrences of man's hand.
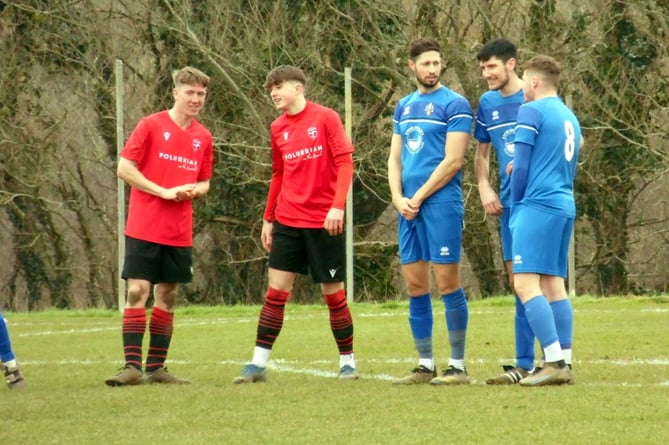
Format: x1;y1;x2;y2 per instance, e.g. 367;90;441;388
323;208;345;236
478;183;503;216
261;220;274;252
506;161;513;176
393;196;419;221
161;184;197;201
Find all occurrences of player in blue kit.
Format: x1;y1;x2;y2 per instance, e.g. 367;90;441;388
510;55;582;386
474;39;537;384
388;38;474;385
1;313;26;389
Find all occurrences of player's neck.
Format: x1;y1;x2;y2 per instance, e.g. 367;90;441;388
285;96;307;116
534;88;559;100
417;83;441;95
168;108;194;130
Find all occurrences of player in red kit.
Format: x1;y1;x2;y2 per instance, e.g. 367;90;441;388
234;65;357;383
105;66;214;386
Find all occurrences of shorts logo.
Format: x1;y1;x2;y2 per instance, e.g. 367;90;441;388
440;246;450;256
329;268;337;278
513;254;522;265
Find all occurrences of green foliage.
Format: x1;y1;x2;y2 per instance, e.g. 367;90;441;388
352;242;401;301
571;2;667;294
1;0;668;309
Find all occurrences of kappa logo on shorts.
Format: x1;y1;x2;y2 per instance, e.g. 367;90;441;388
329;268;337;278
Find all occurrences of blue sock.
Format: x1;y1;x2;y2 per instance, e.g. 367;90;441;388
550;299;573;349
515;295;535;370
0;312;17;363
523;296;559;349
409;294;433;359
442;288;468;360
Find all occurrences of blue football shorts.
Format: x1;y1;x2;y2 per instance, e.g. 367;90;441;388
397;200;464;265
500;207;512;262
509;204;573;277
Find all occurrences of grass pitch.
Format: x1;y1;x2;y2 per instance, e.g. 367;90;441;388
3;296;668;444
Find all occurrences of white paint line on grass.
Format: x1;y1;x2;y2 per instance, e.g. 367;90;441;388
13;303;666;337
590;358;669;366
18;326;118;336
15;358;669;386
15;314;329;337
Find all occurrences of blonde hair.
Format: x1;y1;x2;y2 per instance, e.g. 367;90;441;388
172;66;210;88
522;55;561;87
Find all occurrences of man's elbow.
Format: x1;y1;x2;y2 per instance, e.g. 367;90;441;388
449;158;464;171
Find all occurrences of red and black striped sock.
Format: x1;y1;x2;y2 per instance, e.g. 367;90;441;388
325;289;354;355
255;288;290;349
146;307;174;372
122;307;146;370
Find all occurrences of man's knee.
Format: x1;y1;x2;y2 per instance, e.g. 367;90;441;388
126;281;151;306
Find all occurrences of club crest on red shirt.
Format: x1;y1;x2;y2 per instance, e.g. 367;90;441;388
307;126;318;140
193;139;202;151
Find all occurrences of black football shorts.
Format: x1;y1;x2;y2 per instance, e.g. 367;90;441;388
122;236;193;284
268;220;346;283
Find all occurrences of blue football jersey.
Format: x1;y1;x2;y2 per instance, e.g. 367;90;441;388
474;89;524;207
513;97;582;217
393;85;473;203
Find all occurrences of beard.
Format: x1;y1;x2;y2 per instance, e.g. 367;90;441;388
417;76;440;89
490;72;510;91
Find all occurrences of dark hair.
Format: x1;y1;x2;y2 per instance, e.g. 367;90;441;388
264;65;307;89
476;38;518;63
409;37;441;60
522;55;562;86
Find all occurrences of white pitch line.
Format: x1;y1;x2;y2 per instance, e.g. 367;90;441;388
11;304;666;336
10;310;668;388
15;358;669;386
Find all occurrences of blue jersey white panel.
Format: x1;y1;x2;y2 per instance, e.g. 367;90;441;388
474;89;524;208
393;86;473;204
513;97;582;217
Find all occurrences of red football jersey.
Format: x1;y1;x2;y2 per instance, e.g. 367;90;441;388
264;101;354;228
121;110;213;246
